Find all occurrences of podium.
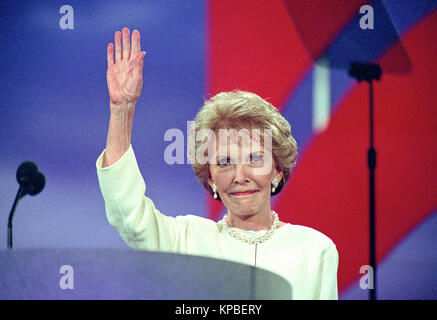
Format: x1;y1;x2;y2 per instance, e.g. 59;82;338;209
0;249;292;299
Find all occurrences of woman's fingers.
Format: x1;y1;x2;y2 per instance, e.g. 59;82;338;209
131;29;141;55
109;28;143;75
107;43;114;67
114;31;122;62
112;28;140;63
122;28;130;60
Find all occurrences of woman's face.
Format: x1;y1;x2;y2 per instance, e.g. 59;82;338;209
208;131;282;217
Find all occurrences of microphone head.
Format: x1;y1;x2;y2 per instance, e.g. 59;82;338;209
28;172;45;196
16;161;45;197
16;161;38;189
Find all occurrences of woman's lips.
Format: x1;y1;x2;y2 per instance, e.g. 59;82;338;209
231;190;258;196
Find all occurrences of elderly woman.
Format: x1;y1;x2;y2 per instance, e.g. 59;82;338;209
96;28;338;300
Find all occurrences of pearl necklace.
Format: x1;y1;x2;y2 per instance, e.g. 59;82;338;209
220;211;279;245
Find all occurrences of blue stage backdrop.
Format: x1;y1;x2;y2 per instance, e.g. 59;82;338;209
0;0;436;299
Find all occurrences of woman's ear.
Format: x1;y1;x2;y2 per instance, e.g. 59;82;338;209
207;177;215;190
274;168;283;185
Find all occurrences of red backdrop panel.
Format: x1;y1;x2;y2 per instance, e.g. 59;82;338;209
274;10;437;292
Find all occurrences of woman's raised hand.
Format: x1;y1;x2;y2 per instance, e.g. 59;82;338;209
102;28;146;167
107;28;146;108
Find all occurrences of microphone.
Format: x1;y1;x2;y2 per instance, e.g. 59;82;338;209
16;161;45;197
8;161;46;249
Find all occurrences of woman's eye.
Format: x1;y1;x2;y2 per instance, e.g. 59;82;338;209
218;157;231;166
250;155;264;164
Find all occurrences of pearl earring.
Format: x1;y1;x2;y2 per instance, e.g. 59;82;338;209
212;184;218;199
271;178;278;193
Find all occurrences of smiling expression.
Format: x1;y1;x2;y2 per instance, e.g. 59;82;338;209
208;131;282;218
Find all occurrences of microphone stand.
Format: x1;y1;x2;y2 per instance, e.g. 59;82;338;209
348;61;381;300
8;187;26;250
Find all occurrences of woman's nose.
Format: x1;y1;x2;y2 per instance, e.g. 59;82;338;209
233;163;250;184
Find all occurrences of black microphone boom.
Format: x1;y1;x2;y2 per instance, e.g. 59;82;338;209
7;161;45;249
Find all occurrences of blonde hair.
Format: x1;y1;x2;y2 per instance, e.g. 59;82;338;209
188;90;298;199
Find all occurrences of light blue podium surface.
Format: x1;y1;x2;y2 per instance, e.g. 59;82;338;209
0;249;291;299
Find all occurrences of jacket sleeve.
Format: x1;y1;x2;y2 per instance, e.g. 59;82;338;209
96;145;188;252
318;243;339;300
